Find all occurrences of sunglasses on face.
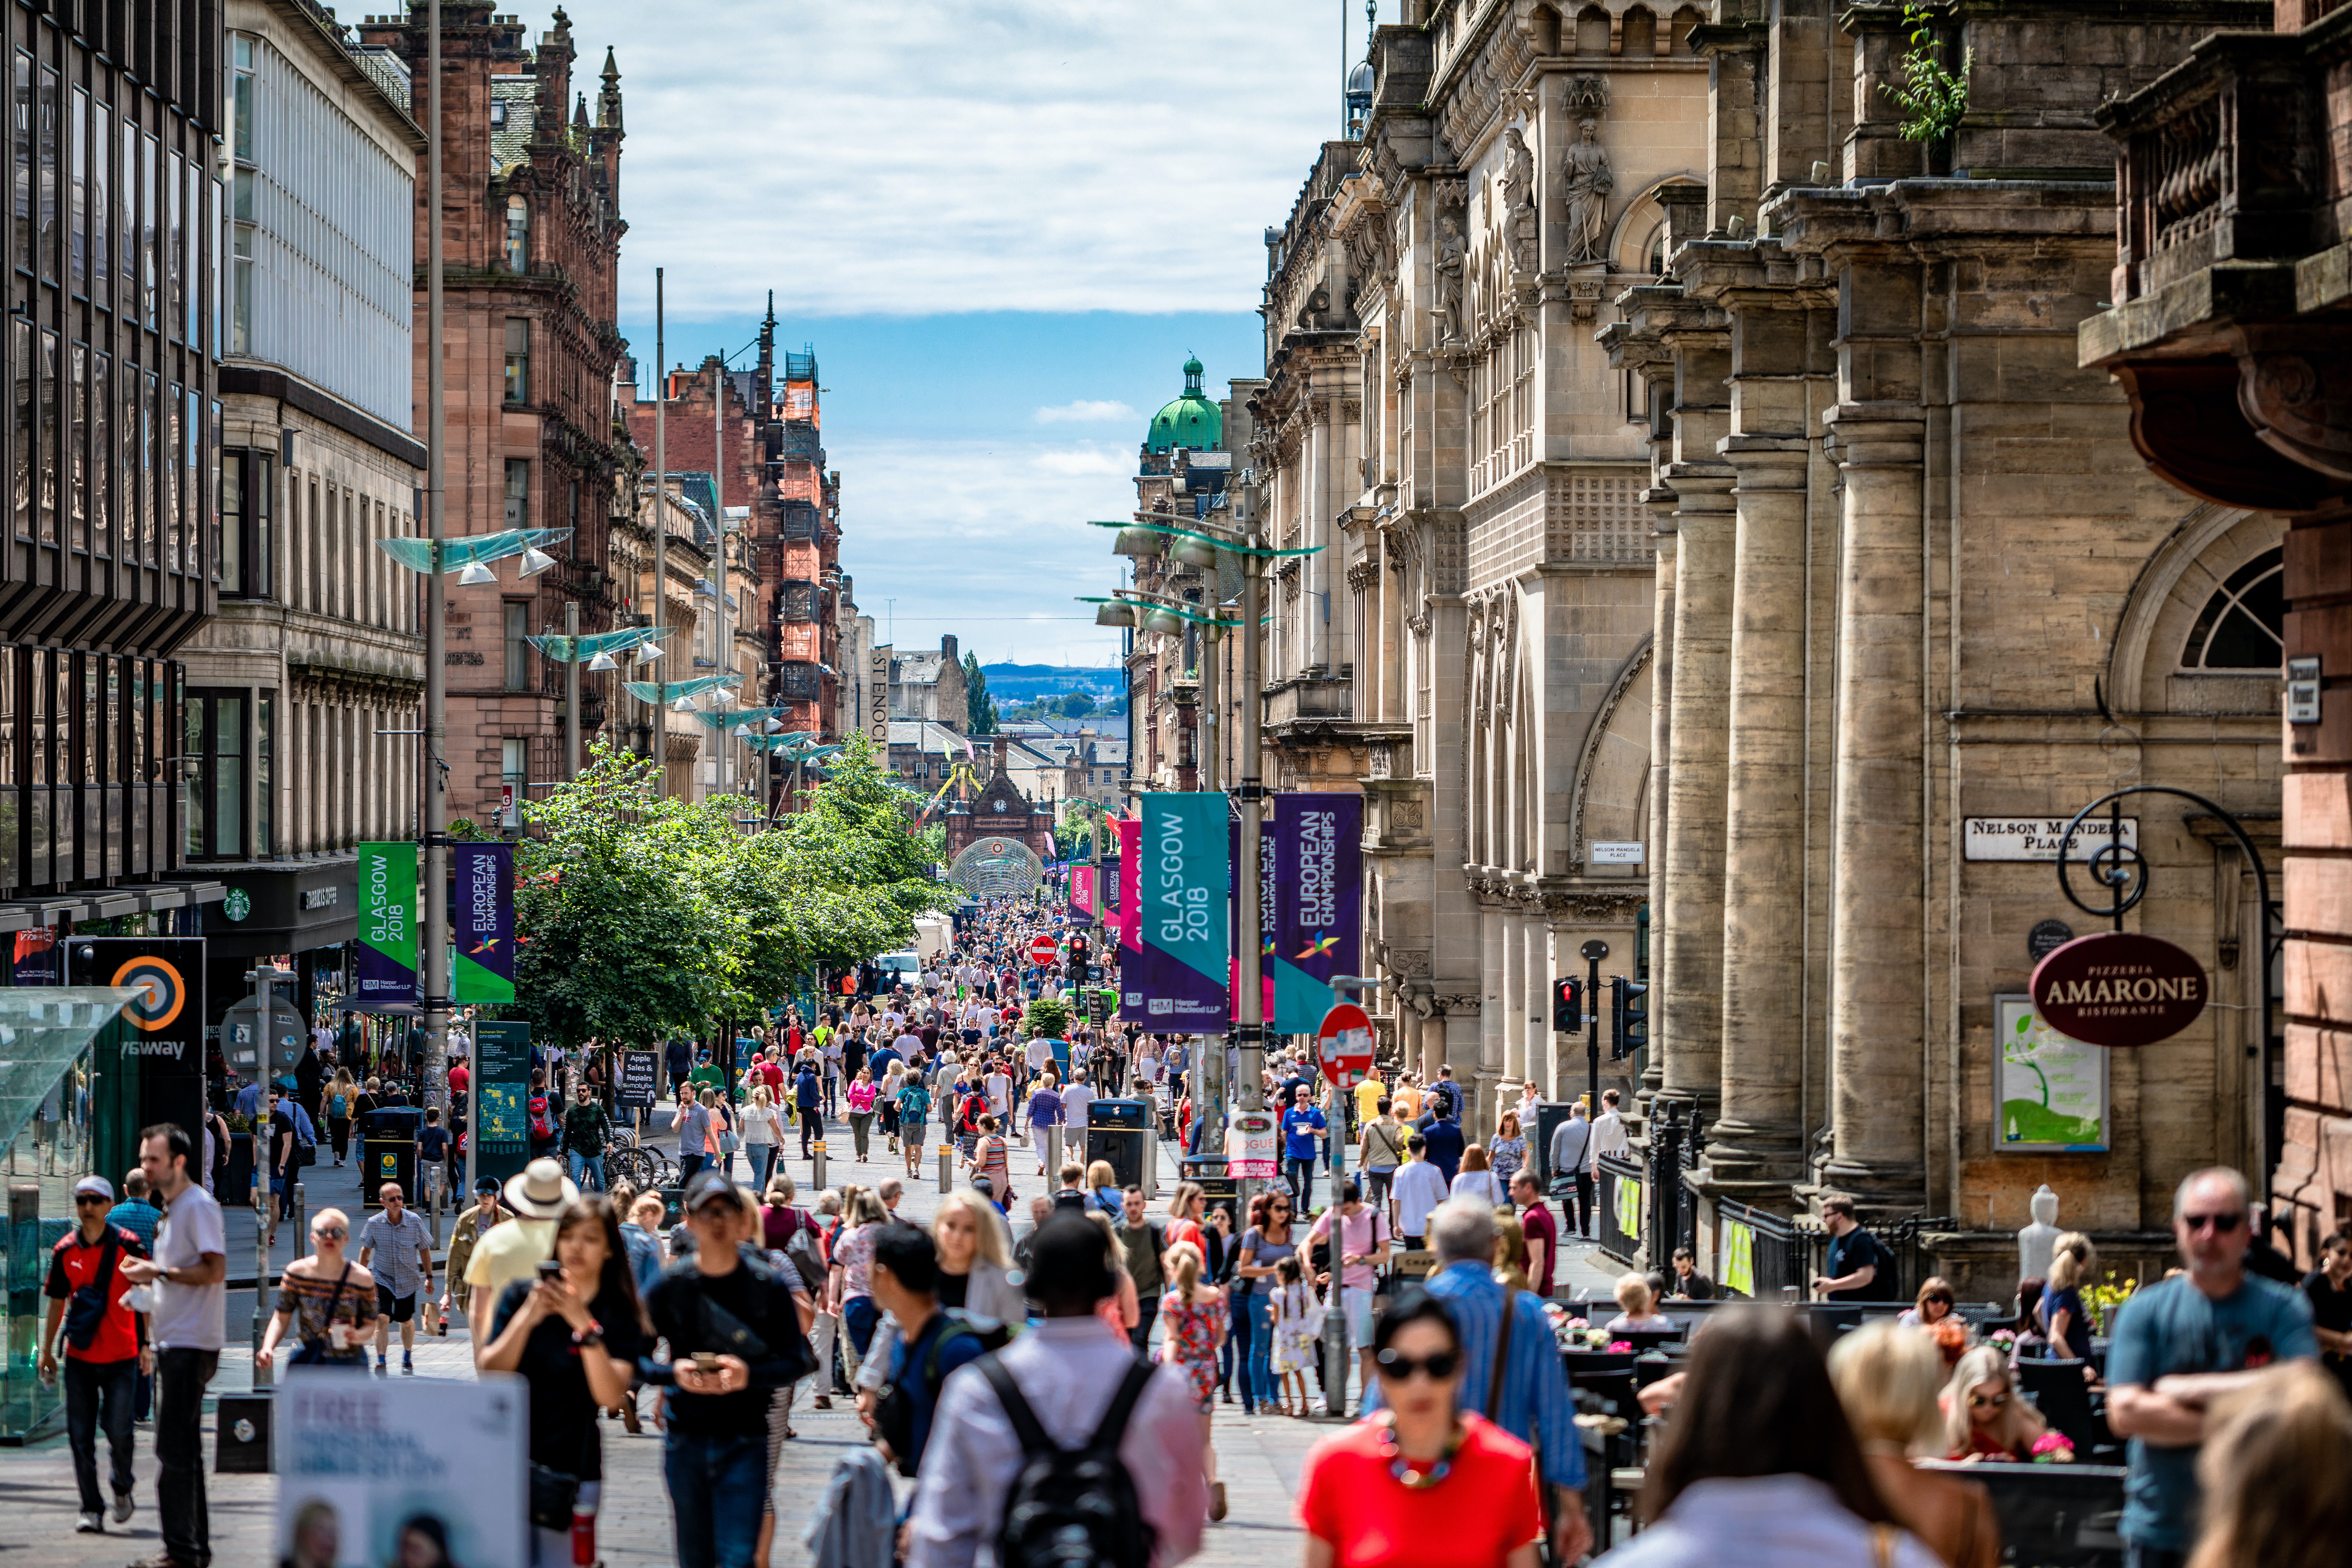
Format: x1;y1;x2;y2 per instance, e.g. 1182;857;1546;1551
314;1226;348;1240
75;1194;109;1205
1376;1348;1459;1381
1968;1391;2010;1410
2183;1212;2245;1233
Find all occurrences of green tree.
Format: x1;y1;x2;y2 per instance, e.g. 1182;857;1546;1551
1058;690;1095;719
1024;995;1072;1040
964;653;1000;734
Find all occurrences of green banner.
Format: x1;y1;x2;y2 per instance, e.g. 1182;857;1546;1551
354;841;419;1006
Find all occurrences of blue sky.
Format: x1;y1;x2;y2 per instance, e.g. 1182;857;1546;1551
540;0;1373;663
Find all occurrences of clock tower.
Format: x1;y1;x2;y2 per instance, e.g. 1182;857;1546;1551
942;735;1055;866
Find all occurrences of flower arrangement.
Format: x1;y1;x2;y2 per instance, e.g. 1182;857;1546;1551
1986;1328;2017;1351
1606;1339;1633;1354
2030;1431;2076;1464
1541;1301;1585;1351
1930;1318;1968;1365
2084;1270;2139;1335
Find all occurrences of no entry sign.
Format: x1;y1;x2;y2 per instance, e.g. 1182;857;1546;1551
2030;930;2208;1047
1316;1001;1374;1085
1028;934;1059;965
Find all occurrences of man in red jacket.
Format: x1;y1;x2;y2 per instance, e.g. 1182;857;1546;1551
40;1175;148;1534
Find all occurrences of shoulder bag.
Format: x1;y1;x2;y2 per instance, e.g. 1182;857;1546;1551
62;1230;124;1352
288;1264;356;1365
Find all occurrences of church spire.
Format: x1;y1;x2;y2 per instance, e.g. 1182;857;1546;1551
596;46;623;134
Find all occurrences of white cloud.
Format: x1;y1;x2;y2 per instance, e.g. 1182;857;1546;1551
827;434;1135;663
551;0;1343;321
1034;400;1138;425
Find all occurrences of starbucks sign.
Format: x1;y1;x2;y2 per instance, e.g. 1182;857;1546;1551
222;888;251;923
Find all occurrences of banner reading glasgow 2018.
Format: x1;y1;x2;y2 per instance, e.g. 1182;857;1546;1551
355;841;419;1007
1135;793;1229;1032
1273;794;1363;1032
453;842;516;1003
1117;816;1147;1023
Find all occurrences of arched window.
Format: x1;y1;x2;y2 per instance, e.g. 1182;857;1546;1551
504;195;528;273
2180;546;2283;670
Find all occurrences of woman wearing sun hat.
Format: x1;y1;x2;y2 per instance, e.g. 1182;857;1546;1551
462;1157;578;1367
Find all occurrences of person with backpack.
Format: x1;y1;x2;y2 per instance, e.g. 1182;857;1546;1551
38;1175;149;1534
864;1223;989;1476
526;1069;560;1162
905;1210;1205;1568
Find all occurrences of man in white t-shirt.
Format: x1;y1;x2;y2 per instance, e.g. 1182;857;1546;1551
1024;1034;1056;1077
1589;1088;1630;1161
1391;1132;1451;1249
984;1064;1012;1121
120;1123;227;1568
1060;1078;1094;1134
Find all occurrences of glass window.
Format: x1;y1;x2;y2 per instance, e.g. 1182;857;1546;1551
504;317;528;404
38;330;56;546
2183;547;2287;670
13;54;28;274
502;736;527;789
89;353;107;555
166;384;182;572
256;692;273;856
12;317;28;539
38;66;56;283
504;602;528;690
504;195;528;272
503;458;528;530
218;448;241;593
142;133;156;330
69;345;84;552
120;120;134;309
182;689;246;860
70;86;84;292
90;98;106;287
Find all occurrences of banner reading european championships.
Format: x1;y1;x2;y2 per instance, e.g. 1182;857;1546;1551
1273;794;1363;1033
1133;793;1230;1032
453;842;516;1003
355;841;419;1007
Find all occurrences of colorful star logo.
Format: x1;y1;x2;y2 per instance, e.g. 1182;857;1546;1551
1295;936;1339;960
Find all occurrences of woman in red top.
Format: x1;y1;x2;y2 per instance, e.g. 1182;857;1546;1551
1940;1345;2046;1461
1297;1289;1542;1568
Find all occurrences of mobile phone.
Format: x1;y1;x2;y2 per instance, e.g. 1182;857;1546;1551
537;1259;563;1279
691;1351;718;1374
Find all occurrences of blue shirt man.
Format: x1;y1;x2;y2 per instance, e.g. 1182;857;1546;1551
107;1191;160;1252
1281;1087;1328;1212
1418;1114;1465;1185
232;1079;263;1116
2107;1169;2319;1557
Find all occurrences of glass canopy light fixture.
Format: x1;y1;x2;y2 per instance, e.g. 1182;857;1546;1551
1113;527;1167;559
1172;537;1220;569
456;560;498;586
517;546;558;578
636;643;664;665
672;693;699;713
586;650;617;672
1143;607;1186;634
1095;603;1138;629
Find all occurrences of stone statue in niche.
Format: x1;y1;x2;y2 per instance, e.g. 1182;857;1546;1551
1503;126;1538;282
1433;212;1465;344
1561;117;1614;265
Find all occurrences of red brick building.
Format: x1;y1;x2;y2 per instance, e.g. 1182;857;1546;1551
356;3;628;823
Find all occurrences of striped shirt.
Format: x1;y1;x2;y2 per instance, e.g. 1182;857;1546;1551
1366;1259;1584;1490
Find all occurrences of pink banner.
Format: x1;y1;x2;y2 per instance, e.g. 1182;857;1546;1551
1071;864;1097;923
1117;816;1144;1023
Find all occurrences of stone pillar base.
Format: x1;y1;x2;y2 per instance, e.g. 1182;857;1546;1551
1700;1114;1805;1186
1811;1157;1928;1218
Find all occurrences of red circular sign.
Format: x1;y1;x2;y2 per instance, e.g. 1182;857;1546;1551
2029;930;2209;1048
1316;1002;1375;1085
1028;935;1059;965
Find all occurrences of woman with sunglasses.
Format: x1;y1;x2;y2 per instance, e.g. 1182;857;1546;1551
1297;1288;1542;1568
1939;1345;2046;1461
255;1207;379;1369
1237;1190;1299;1415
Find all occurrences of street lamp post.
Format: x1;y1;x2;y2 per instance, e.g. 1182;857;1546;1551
652;270;667;797
564;600;580;778
424;0;450;1124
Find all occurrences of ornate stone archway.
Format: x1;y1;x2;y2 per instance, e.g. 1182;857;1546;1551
945;835;1047;897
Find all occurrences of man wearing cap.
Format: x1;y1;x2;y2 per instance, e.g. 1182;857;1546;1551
464;1158;576;1370
640;1170;810;1568
40;1175;148;1534
440;1177;502;1336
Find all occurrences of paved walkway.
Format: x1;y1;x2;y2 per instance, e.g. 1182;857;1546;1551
7;1105;1621;1567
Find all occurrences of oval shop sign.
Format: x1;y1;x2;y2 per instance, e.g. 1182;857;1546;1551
2030;930;2208;1048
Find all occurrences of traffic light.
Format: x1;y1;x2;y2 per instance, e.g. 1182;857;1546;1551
1552;976;1582;1032
1612;976;1650;1059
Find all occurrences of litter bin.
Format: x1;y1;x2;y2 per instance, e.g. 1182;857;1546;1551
359;1105;421;1208
1085;1098;1155;1196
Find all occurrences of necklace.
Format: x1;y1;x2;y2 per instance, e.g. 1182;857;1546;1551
1376;1414;1464;1489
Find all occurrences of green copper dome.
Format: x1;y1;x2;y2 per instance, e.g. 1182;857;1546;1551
1145;356;1223;454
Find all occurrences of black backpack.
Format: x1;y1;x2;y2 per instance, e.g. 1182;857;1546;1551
981;1355;1156;1568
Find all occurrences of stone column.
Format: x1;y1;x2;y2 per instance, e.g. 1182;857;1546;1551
1822;404;1928;1208
1659;475;1734;1119
1501;903;1527;1089
1710;423;1814;1188
1479;898;1507;1133
1643;523;1677;1112
1524;915;1550;1101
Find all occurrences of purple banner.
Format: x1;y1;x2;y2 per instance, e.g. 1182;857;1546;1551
453;841;516;1003
1133;793;1230;1034
1273;793;1363;1033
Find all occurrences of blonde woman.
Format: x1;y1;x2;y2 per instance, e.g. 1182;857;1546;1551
2039;1232;2099;1363
854;1189;1029;1401
2187;1362;2352;1568
741;1083;784;1191
1941;1343;2046;1461
1829;1321;2002;1568
1157;1239;1230;1520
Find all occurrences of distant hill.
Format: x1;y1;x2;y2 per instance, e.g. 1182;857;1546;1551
981;664;1125;701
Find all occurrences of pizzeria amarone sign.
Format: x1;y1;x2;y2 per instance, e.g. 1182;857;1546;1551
2029;930;2208;1047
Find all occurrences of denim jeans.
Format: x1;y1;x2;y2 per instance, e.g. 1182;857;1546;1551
64;1355;136;1513
747;1144;778;1190
1285;1156;1317;1212
1221;1290;1249;1407
842;1295;881;1361
1130;1294;1159;1354
1244;1290;1277;1408
155;1347;219;1566
662;1429;767;1568
567;1152;606;1192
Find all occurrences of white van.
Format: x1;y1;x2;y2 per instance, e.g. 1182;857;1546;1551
913;915;952;963
874;950;921;982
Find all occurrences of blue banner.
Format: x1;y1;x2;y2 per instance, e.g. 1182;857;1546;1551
1135;793;1230;1033
1273;794;1363;1033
